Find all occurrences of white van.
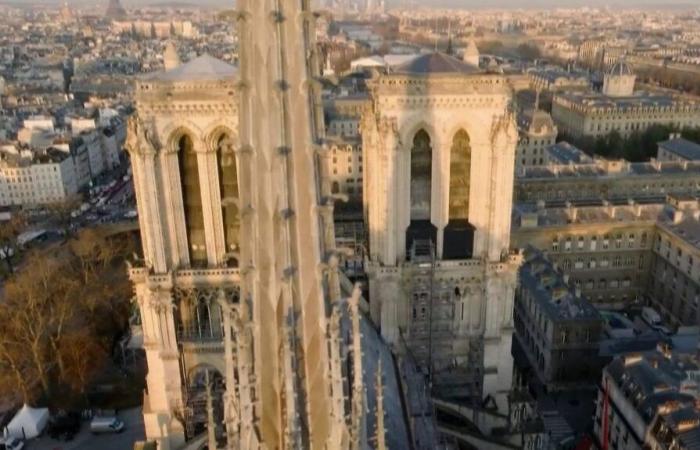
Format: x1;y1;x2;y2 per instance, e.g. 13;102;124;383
90;416;125;434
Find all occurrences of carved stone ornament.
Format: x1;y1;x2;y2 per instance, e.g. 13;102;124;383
125;114;158;157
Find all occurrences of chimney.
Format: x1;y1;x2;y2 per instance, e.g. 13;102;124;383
673;208;684;224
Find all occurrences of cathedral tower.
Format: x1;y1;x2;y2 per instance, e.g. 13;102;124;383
362;52;522;415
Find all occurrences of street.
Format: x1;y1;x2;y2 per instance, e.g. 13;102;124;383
29;407;145;450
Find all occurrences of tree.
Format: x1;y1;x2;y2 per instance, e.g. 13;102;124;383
0;229;134;406
0;213;25;275
0;252;76;398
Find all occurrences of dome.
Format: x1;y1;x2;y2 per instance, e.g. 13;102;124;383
608;60;633;76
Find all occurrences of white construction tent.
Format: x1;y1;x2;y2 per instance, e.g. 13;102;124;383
3;404;49;440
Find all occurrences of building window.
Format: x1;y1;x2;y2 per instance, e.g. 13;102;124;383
552;238;560;252
449;129;471;221
178;134;207;266
410;130;432;221
217;134;240;266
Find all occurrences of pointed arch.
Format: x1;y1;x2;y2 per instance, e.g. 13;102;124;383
177;133;207;266
449;129;472;220
410;129;432;221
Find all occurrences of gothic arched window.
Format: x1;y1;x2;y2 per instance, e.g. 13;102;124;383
216;134;240;266
449;129;471;220
178;134;207;266
410;130;432;221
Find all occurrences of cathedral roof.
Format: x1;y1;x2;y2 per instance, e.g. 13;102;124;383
393;52;482;75
144;54;238;82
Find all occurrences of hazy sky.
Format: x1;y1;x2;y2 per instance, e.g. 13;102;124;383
3;0;698;8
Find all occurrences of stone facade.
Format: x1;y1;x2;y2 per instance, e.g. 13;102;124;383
512;196;700;326
551;90;700;139
516;158;700;204
514;249;604;390
361;53;521;412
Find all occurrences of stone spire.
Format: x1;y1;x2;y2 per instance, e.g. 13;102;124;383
234;0;357;447
349;284;366;449
163;42;180;71
205;370;217;450
463;39;480;67
374;360;387;450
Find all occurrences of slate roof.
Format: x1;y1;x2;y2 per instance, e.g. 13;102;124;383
143;54;238;82
659;138;700;161
394;52;481;75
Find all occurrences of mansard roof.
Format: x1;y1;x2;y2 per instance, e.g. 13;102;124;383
393;52;482;75
144;54;238;82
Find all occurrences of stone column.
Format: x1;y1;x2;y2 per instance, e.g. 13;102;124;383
195;141;226;267
137;283;185;450
141;149;167;273
436;137;450;259
160;149;190;268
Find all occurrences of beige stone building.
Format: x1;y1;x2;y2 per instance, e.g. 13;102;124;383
512;200;659;309
512;196;700;326
361;52;522;413
516;157;700;204
551;63;700;139
515;104;558;170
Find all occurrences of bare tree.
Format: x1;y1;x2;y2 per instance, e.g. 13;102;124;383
0;229;134;404
1;253;70;396
0;213;26;275
59;330;106;397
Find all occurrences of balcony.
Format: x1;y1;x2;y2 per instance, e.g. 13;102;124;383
177;325;224;343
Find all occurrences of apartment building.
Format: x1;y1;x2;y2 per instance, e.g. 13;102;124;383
593;348;700;450
0;146;78;206
514;249;604;390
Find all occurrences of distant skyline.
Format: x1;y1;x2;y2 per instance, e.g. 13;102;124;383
2;0;699;9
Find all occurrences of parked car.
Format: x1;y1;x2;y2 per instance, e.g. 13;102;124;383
90;416;125;434
0;437;24;450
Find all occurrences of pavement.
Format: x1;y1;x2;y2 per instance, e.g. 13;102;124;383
29;407;145;450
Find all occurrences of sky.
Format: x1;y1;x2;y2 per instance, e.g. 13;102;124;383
4;0;699;8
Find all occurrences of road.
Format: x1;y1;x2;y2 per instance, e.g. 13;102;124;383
30;407;145;450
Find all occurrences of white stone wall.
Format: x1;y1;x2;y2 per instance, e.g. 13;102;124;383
363;72;522;417
363;75;518;265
